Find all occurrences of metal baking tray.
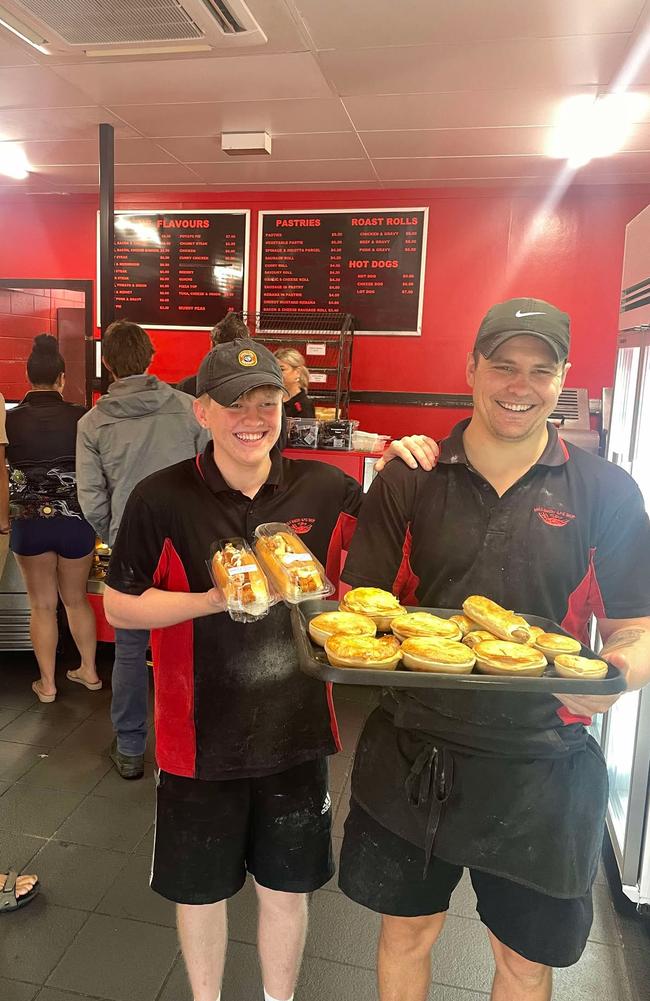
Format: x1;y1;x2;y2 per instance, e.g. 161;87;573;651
291;600;626;694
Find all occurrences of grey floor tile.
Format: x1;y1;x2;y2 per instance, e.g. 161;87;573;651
428;989;490;1001
0;778;10;796
96;853;175;926
0;980;39;1001
46;913;178;1001
0;706;26;730
554;940;633;1001
31;840;127;911
35;990;113;1001
622;943;650;1001
26;692;103;720
0;740;49;782
447;871;479;921
0;900;87;985
54;794;153;852
0;687;36;710
157;956;193;1001
0;783;87;838
305;890;381;969
320;835;342;893
615;905;650;952
134;824;154;858
19;750;112;794
589;883;624;946
0;711;84;749
328;752;352;795
90;764;156;805
54;717;115;755
143;725;156;764
418;915;496;994
0;830;47;870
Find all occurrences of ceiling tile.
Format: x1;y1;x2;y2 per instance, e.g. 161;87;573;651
374;156;558;180
54;52;332;105
343;88;602;131
318;35;629;95
295;0;644;49
190;159;375;183
0;106;138;142
36;162;201;185
159;131;365;161
363;127;555;158
20;137;176;166
0;66;91;109
0;33;37;67
109;97;351;138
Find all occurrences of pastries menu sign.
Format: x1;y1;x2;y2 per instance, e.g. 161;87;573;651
110;210;249;329
258;208;428;334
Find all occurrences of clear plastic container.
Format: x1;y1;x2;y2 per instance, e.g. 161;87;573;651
286;417;320;449
208;538;274;622
351;431;391;454
318;419;356;450
254;522;334;604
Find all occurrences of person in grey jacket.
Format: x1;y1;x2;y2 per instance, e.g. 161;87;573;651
76;320;208;779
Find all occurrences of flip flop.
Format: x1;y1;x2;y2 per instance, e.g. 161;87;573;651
66;670;102;691
32;680;56;703
0;870;40;914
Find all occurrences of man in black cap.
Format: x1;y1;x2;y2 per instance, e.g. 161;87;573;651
102;337;434;1001
337;297;650;1001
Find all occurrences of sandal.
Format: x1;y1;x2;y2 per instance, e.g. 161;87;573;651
66;670;102;691
0;869;40;914
32;680;56;703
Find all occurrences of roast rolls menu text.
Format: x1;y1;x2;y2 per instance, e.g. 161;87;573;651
111;210;249;329
258;209;428;334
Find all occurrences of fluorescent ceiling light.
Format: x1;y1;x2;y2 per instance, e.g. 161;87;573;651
0;142;30;180
0;8;49;54
548;92;649;169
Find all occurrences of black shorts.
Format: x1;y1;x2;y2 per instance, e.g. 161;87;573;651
151;757;333;904
339;800;593;969
11;515;95;558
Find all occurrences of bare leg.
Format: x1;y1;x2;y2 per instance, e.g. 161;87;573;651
57;552;99;684
255;882;308;1000
15;551;59;696
378;912;447;1001
177;900;227;1001
488;929;552;1001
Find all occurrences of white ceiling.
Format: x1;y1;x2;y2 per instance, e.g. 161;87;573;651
1;0;650;193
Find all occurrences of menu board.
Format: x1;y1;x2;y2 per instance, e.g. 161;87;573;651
106;210;249;329
257;208;428;334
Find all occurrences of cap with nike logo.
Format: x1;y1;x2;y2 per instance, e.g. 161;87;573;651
474;297;570;362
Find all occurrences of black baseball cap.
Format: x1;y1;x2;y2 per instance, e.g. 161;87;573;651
474;297;570;363
196;338;287;405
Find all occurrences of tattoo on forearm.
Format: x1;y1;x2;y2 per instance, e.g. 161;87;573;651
601;627;648;655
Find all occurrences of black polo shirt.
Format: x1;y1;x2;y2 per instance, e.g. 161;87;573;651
284;389;315;419
106;443;362;781
343;418;650;749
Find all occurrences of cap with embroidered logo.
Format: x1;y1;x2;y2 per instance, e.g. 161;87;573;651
474;297;570;363
196;337;287;406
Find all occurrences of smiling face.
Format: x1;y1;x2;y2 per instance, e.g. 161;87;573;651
193;386;284;471
466;335;569;444
278;360;301;394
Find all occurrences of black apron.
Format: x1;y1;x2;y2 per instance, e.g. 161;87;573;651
350;697;608;899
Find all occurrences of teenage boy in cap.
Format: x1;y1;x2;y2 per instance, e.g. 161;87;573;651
103;338;434;1001
337;297;650;1001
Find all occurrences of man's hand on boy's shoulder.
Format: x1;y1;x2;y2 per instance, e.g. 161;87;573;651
375;434;439;473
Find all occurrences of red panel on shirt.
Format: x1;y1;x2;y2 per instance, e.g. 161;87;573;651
393;526;420;606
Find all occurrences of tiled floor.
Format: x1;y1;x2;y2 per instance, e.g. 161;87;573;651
1;641;648;1001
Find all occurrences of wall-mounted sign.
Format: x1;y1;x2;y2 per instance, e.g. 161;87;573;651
99;210;249;329
257;208;428;335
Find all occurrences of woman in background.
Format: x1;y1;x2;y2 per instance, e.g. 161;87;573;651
6;335;99;703
276;347;316;418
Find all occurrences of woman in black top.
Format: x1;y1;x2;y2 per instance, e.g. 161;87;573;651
276;348;316;418
5;335;100;703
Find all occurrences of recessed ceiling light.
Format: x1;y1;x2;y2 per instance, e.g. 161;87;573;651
0;142;30;180
0;6;49;54
548;92;649;169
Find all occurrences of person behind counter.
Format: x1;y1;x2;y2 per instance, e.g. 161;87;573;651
5;335;100;703
276;348;316;418
337;298;650;1001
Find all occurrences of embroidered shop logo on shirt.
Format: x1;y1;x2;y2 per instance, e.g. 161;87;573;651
287;517;315;535
534;506;576;528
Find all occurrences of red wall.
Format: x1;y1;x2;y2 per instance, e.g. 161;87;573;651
0;285;84;400
0;184;648;438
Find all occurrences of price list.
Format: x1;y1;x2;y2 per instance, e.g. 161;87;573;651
258;209;427;333
111;210;248;329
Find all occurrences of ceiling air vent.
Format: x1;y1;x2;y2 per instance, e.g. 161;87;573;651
3;0;266;54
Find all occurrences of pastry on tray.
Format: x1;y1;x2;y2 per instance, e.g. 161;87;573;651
324;633;402;671
463;595;532;643
308;610;377;647
473;639;547;677
400;636;476;674
390;612;462;642
534;632;582;662
554;654;608;679
339;587;406;631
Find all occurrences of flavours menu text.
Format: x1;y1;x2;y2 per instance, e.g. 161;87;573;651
112;211;248;328
258;209;427;333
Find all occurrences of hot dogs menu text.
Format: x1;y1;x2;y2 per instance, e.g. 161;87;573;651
259;209;427;333
113;211;248;328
